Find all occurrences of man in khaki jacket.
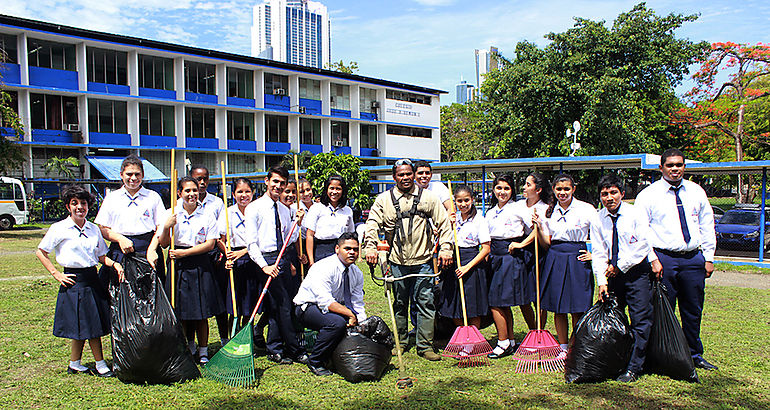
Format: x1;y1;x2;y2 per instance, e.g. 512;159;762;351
364;159;453;361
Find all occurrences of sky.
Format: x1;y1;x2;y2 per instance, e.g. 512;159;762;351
2;0;769;103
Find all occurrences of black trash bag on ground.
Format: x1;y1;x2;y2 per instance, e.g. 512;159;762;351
110;254;200;384
564;295;634;383
645;281;699;382
331;316;394;383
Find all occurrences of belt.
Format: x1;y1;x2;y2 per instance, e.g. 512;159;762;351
314;238;338;245
231;246;246;251
654;248;700;258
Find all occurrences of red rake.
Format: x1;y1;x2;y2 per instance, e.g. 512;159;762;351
512;224;565;373
442;180;493;367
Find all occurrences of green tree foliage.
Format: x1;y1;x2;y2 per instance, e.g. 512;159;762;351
304;153;373;210
0;51;26;175
480;3;705;158
43;156;79;179
440;103;492;162
326;60;359;74
280;150;314;172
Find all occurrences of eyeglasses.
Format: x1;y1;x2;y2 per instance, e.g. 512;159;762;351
394;158;413;166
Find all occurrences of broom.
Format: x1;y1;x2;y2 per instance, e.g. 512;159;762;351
512;223;564;373
202;219;299;387
169;150;177;308
293;154;305;281
442;180;493;367
220;161;239;338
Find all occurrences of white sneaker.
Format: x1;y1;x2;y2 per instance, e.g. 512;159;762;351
199;355;209;364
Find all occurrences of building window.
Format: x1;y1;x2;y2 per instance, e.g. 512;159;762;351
87;47;127;85
331;121;349;146
300;118;321;145
265;115;288;143
27;39;76;71
139;103;175;137
185;107;215;138
32;147;80;178
140;150;171;176
0;34;18;64
228;153;258;174
264;73;288;96
88;99;128;134
227;67;254;99
185;61;216;95
360;87;378;114
30;93;78;130
138;54;174;91
360;124;377;148
299;78;321;100
386;90;432;105
387;125;432;138
330;83;350;110
227;111;255;141
186;152;218;175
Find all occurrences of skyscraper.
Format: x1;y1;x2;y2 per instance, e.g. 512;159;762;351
456;79;474;104
251;0;331;69
475;46;499;88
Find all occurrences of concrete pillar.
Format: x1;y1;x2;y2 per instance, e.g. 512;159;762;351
17;90;31;141
127;100;139;146
350;122;360;155
174;57;185;100
128;50;139;96
78;96;89;144
255;112;265;151
76;43;87;91
377;124;387;157
289;74;299;112
216;108;227;149
175;105;185;148
321;80;331;116
289;115;299;152
17;33;28;86
216;63;227;105
321;118;331;152
254;69;264;109
350;84;360;119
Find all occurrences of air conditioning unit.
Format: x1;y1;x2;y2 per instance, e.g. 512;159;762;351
298;106;307;114
371;101;380;109
65;124;80;132
273;88;286;96
333;137;344;147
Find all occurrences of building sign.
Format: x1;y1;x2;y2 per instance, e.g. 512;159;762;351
381;98;438;128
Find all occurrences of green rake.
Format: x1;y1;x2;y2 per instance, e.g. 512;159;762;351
202;220;299;387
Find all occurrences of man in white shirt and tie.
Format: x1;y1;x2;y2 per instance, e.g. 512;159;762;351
293;232;366;376
635;148;718;371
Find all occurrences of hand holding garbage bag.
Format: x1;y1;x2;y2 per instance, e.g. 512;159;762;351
564;294;634;383
110;254;200;384
331;316;394;383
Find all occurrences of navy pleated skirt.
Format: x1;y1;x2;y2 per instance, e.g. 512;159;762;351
54;266;111;340
165;250;225;321
208;247;228;303
100;231;165;287
226;249;262;317
439;247;489;319
522;241;542;305
540;241;593;313
488;238;532;307
313;238;337;262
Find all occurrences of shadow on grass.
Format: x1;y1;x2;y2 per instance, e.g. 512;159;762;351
195;390;304;409
0;231;45;240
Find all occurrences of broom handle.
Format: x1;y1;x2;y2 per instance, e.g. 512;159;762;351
294;154;305;281
447;180;468;327
221;162;237;324
534;223;541;331
248;219;299;323
169;150;176;309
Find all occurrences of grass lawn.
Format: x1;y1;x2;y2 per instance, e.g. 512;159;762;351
1;229;769;408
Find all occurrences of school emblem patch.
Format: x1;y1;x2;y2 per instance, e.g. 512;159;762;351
142;209;150;218
629;236;638;244
198;227;206;236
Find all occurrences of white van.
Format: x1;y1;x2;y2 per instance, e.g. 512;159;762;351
0;177;28;229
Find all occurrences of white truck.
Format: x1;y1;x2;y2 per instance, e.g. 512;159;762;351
0;177;29;229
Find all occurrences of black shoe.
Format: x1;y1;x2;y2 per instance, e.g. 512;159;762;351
487;344;515;359
293;353;309;365
266;353;293;365
307;364;332;376
67;366;94;375
693;356;718;371
96;369;115;378
616;370;638;382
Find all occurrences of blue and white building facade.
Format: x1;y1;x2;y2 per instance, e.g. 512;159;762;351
252;0;331;69
0;15;443;182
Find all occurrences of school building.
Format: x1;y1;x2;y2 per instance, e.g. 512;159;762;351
0;14;443;184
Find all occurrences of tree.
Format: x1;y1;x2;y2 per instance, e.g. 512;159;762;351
674;42;770;201
0;51;25;175
440;103;493;162
280;150;314;173
43;156;79;179
480;3;705;159
304;152;373;210
326;60;359;74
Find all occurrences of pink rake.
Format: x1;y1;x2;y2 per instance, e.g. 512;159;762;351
513;224;565;373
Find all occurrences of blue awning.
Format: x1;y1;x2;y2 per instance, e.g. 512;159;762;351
85;156;167;181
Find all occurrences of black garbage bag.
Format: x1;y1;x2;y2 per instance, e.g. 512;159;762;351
564;295;634;383
645;281;699;382
331;316;394;383
110;254;200;384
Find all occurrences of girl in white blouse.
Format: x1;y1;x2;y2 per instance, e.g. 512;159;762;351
304;175;355;265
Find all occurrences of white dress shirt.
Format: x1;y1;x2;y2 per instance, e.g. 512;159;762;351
426;180;451;204
95;186;165;235
303;202;355;240
456;212;491;247
218;205;250;249
163;203;219;247
286;203;301;245
485;202;521;239
635;179;717;261
38;217;108;268
199;193;225;221
518;199;551;235
293;254;367;322
244;194;294;268
590;202;659;287
545;199;596;242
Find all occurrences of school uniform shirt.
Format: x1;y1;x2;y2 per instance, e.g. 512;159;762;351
244;194;293;268
518;199;551;235
199;193;225;221
426;181;451;204
294;202;311;239
455;213;491;247
95;186;165;235
293;254;367;322
218;205;250;249
165;203;219;247
485;202;522;239
285;203;301;244
545;199;597;242
303;202;355;240
38;217;108;268
590;202;659;287
635;179;717;262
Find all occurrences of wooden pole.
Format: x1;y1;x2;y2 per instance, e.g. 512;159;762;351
169;150;176;308
294;154;305;280
447;180;468;327
221;161;237;337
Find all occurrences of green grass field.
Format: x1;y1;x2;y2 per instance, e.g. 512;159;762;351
1;228;769;409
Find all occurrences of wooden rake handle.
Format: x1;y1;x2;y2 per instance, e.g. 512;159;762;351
447;180;468;327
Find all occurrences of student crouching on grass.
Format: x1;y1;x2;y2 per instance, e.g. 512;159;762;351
589;174;655;383
36;184;124;377
148;176;225;365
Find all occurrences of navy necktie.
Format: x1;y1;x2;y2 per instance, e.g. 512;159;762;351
75;226;88;238
342;266;357;315
610;214;619;268
671;185;691;244
274;202;284;250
